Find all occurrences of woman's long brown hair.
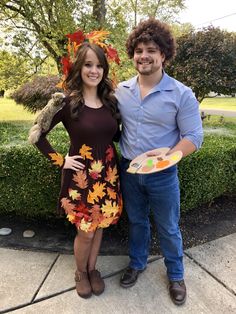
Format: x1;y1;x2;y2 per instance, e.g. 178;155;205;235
63;42;119;120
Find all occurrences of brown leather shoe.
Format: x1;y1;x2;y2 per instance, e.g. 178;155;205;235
169;280;187;305
120;267;146;288
75;270;92;298
89;270;105;296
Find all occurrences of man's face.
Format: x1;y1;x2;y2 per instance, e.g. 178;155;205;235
133;41;165;76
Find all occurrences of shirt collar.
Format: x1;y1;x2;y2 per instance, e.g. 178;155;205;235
121;76;138;90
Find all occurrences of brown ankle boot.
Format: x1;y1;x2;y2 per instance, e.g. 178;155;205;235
75;270;92;298
89;270;105;295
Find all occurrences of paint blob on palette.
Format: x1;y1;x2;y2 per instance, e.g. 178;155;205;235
127;147;183;174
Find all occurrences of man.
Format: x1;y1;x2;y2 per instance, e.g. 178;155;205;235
115;18;203;305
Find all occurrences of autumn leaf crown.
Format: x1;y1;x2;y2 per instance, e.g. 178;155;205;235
60;29;120;83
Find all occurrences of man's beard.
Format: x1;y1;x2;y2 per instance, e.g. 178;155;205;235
135;60;161;76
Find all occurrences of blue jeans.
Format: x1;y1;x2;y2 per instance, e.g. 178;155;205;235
120;157;184;281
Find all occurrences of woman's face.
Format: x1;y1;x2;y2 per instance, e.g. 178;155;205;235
81;48;104;89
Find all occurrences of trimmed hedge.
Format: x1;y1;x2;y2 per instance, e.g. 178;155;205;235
178;135;236;212
0;131;235;219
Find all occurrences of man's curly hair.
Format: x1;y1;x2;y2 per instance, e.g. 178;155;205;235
126;18;176;65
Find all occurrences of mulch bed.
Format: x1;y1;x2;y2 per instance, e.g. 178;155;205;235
0;195;235;255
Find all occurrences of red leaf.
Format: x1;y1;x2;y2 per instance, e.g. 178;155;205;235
61;56;72;76
74;202;90;215
105;145;114;162
66;30;85;44
107;46;120;64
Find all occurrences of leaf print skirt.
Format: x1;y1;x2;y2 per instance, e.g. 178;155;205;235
59;143;123;232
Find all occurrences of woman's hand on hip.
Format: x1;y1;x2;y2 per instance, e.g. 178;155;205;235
63;154;85;171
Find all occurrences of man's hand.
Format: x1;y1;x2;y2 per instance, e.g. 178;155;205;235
146;148;170;157
63;154;85;171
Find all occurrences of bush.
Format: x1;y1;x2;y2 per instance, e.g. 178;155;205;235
0;122;70;219
0;123;235;219
178;135;236;212
11;76;62;113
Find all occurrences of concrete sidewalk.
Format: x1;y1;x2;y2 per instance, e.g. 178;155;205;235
0;233;236;314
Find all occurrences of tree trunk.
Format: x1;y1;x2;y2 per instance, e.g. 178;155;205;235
93;0;106;27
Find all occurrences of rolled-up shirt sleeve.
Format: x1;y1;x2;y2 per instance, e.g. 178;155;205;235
177;90;204;150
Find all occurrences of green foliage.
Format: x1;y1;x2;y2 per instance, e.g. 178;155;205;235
108;0;185;28
0;120;235;218
0;0;186;72
0;0;79;70
166;27;236;102
0;123;70;218
0;144;62;218
0;51;31;91
11;75;62;113
178;135;236;212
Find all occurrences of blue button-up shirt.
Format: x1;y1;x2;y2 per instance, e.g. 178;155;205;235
115;72;203;160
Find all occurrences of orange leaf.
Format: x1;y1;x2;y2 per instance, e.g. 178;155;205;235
49;152;64;167
87;182;106;204
105;166;118;186
86;30;110;44
107;187;116;200
98;216;114;228
67;213;78;224
90;204;103;228
73;170;88;189
61;197;75;214
79;144;93;160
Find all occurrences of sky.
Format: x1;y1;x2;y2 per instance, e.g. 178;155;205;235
178;0;236;32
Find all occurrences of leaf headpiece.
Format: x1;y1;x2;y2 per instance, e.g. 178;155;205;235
59;29;120;88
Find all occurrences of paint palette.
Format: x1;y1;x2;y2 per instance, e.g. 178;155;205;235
127;147;183;174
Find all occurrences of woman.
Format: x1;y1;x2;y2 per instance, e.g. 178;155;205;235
29;42;122;298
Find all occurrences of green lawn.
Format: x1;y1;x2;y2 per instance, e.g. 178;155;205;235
200;97;236;111
0;98;35;120
0;96;235;122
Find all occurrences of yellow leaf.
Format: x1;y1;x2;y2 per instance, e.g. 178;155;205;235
79;144;93;160
69;189;81;200
80;218;92;232
101;200;119;217
89;160;104;179
67;214;76;223
49;152;64;167
89;160;104;173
